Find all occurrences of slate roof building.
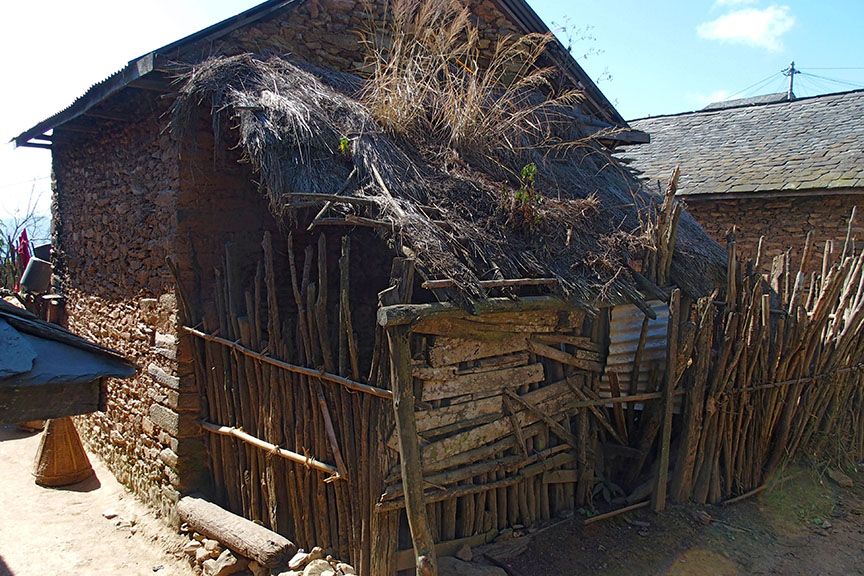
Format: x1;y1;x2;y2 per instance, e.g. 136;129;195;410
620;89;864;271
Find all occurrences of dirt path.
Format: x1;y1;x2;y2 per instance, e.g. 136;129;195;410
500;464;864;575
0;424;195;576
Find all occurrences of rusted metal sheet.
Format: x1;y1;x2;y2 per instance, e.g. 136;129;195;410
600;300;675;409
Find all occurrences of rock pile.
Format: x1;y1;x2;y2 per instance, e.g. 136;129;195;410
180;529;356;576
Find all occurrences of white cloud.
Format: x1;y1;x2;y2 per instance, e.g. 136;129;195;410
698;5;795;51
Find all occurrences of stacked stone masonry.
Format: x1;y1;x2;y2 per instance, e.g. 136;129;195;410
684;194;864;273
49;0;587;514
52;92;202;518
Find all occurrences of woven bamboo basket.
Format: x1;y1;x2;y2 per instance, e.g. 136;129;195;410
33;417;94;487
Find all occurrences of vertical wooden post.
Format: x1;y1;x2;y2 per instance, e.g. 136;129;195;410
653;288;681;512
387;324;437;576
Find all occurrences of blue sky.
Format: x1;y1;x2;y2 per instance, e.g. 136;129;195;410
1;0;862;219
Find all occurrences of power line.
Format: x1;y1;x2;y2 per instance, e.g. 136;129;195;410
726;71;784;99
799;72;864;90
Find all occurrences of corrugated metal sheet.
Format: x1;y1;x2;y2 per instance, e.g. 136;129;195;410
600;300;677;410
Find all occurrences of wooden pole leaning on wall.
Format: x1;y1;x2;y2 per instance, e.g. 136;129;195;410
387;323;438;576
182;326;392;400
653;288;681;512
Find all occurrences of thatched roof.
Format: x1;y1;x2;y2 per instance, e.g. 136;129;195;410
172;54;725;311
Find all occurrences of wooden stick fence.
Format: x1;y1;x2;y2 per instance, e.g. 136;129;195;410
177;191;864;575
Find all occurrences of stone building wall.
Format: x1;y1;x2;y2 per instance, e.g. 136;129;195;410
46;0;576;515
183;0;525;77
684;193;864;273
51;91;204;518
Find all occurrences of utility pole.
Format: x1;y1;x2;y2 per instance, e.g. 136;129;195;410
783;61;799;101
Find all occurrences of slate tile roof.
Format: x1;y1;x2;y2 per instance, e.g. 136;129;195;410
618;90;864;197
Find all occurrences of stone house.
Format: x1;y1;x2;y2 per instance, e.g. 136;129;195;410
619;89;864;271
13;0;727;572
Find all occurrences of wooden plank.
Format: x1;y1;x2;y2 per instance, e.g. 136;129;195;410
421;363;545;401
420;380;574;467
379;296;573;327
380;453;576;512
530;333;601;353
415;395;504;434
502;388;580;449
0;379;100;425
413;352;531;380
428;335;528;367
526;340;604;372
413;312;564;338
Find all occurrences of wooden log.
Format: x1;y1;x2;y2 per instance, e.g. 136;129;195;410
653;289;681;512
177;495;296;567
387;324;437;576
582;500;650;526
394;529;498;571
670;297;714;502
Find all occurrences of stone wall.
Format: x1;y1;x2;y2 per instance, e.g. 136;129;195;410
51;89;205;518
46;0;576;517
182;0;525;77
684;193;864;273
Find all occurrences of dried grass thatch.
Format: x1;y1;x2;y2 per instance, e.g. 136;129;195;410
171;53;725;310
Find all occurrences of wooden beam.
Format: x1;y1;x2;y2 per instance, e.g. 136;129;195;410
387;324;437;576
0;379;99;424
283;192;378;206
16;141;52;150
378;296;574;327
421;278;558;290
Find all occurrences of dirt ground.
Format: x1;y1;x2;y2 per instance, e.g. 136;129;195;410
0;424;195;576
497;464;864;576
2;421;862;576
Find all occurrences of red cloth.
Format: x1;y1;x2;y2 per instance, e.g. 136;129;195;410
14;229;30;292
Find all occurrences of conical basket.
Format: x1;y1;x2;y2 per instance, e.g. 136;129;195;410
33;417;94;487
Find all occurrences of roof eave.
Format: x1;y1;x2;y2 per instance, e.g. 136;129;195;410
14;0;633;146
681;186;864;202
13;0;300;148
13;54;154;147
